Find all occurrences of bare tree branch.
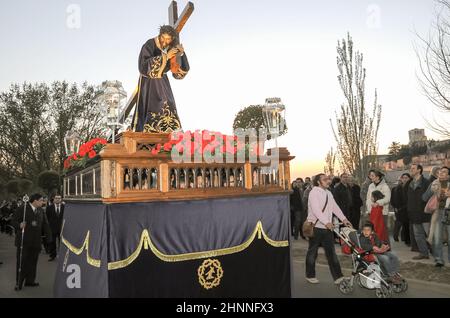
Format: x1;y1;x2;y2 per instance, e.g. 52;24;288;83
331;34;382;184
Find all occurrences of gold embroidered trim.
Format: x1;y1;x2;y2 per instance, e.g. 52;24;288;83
107;221;288;270
142;101;181;133
149;37;168;79
154;36;162;50
149;55;168;79
61;231;101;268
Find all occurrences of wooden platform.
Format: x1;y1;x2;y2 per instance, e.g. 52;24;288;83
63;132;295;203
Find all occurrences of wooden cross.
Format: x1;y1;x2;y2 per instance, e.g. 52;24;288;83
169;1;194;71
119;1;194;124
169;1;195;34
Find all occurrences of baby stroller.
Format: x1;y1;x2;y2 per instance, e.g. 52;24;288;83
334;225;408;298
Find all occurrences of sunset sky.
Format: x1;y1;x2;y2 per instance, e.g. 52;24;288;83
0;0;446;178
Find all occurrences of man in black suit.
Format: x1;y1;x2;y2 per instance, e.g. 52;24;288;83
46;194;64;261
12;193;52;290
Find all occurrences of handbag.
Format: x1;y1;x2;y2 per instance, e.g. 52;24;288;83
302;193;328;238
424;195;438;214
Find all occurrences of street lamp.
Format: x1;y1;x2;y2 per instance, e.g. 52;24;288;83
64;131;81;155
262;97;286;149
101;80;127;144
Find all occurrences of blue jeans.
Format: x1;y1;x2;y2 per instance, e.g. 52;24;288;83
433;209;450;265
413;223;430;257
376;251;400;276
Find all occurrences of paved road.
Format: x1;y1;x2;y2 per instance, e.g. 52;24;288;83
1;233;450;298
292;259;450;298
0;234;56;298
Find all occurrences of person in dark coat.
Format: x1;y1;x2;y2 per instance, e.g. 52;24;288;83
333;173;353;221
391;173;412;245
330;177;341;194
407;164;431;260
12;193;52;290
46;194;65;261
348;175;363;230
290;181;304;239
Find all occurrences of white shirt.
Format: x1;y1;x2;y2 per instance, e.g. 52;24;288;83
307;186;347;229
30;203;37;213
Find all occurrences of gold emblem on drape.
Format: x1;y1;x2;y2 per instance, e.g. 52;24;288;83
198;259;224;290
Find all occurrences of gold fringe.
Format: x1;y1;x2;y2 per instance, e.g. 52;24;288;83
61;231;101;268
107;221;288;270
61;221;289;270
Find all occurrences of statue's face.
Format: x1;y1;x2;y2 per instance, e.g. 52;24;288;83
159;33;173;49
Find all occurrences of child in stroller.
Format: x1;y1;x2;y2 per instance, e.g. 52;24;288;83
335;221;408;298
359;221;402;284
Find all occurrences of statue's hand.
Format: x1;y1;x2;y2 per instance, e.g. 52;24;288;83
167;48;178;59
176;44;185;55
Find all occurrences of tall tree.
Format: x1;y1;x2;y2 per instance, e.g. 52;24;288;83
324;147;337;176
46;81;107;174
0;81;106;182
331;33;382;184
416;0;450;138
388;141;402;156
0;83;54;179
233;105;287;138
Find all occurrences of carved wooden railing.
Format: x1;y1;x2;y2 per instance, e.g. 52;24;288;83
63;132;295;203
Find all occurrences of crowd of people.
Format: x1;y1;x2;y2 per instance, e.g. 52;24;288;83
0;193;65;290
290;165;450;285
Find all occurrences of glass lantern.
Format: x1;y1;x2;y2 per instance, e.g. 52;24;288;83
262;97;286;148
64;130;81;155
100;81;127;143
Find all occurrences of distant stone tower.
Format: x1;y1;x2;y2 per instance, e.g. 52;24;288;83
408;128;427;146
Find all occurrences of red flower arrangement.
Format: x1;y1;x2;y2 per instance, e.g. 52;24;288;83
64;137;107;171
146;130;265;158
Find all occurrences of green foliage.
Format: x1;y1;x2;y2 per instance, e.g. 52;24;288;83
0;81;106;183
5;180;20;197
388;143;428;163
232;105;287;139
388;141;401;156
18;179;33;195
403;156;412;166
431;140;450;153
37;170;60;195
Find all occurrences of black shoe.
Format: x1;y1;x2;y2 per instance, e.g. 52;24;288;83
48;257;56;262
15;281;23;291
393;237;399;242
24;282;39;287
435;262;444;268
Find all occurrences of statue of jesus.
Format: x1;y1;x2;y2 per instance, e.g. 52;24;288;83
131;25;190;133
